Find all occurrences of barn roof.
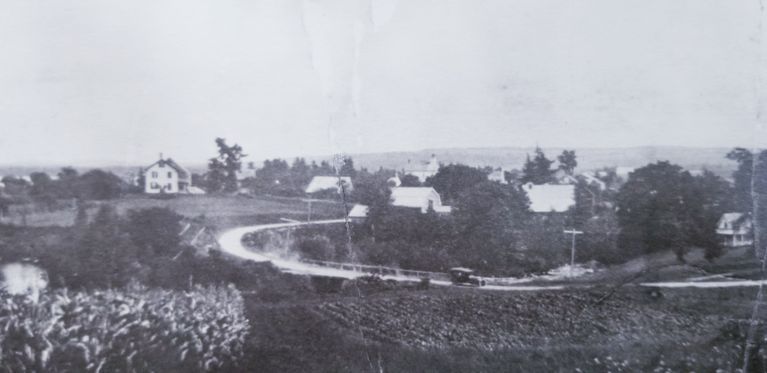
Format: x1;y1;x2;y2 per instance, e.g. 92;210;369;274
719;212;750;226
348;204;369;218
305;176;352;194
146;158;190;180
522;183;575;213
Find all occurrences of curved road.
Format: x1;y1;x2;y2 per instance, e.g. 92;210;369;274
217;219;767;291
217;219;566;291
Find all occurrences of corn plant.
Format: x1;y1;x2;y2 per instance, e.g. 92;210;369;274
0;284;249;372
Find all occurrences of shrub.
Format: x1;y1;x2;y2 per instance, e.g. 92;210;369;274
0;284;249;372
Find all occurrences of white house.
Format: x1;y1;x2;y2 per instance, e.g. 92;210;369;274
348;204;369;220
390;187;451;213
716;213;753;248
521;183;575;213
305;176;353;194
487;168;508;184
144;157;191;194
404;154;440;183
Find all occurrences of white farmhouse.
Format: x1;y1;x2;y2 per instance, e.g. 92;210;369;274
716;213;753;248
390;187;451;214
404;154;440;183
144;157;191;194
305;176;353;194
521;182;575;213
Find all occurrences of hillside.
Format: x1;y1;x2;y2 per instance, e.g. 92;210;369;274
0;146;741;181
328;146;738;177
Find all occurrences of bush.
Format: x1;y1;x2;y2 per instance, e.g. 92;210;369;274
0;284;249;372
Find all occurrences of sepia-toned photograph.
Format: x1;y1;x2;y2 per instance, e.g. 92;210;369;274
1;0;766;371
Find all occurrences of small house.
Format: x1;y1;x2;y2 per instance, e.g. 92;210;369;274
390;187;451;214
716;213;753;248
404;154;440;183
144;157;191;194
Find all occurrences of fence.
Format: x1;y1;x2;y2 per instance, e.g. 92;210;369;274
298;258;452;282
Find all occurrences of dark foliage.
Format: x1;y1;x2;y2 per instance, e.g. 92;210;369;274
425;164;487;203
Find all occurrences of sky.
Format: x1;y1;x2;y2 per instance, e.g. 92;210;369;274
0;0;765;166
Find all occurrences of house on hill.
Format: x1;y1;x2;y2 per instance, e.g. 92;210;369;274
716;213;753;248
305;176;353;194
404;154;440;183
390;187;451;213
521;183;575;213
144;157;192;194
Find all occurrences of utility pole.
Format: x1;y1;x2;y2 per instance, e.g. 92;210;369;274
563;229;584;276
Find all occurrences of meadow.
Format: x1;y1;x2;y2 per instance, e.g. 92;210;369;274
2;194;345;229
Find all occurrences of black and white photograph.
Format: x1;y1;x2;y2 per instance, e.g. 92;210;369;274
1;0;766;371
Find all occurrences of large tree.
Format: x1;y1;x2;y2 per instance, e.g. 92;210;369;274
206;137;246;193
616;161;716;260
338;156;357;178
452;181;531;272
425;164;487;203
557;150;578;176
77;170;123;200
521;147;555;184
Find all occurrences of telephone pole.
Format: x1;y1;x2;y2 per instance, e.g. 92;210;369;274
563;229;584;275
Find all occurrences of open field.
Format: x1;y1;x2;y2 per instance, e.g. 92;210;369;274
1;195;346;229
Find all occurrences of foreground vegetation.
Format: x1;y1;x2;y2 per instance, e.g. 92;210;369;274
0;284;249;372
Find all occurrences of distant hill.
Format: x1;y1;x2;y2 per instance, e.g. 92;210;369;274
310;146;739;178
0;146;741;181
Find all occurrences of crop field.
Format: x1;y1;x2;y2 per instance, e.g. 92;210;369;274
0;284;249;372
239;283;766;372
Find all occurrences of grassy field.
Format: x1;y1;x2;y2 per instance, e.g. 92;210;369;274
1;194;346;229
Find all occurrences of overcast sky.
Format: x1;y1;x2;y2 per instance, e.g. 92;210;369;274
0;0;765;166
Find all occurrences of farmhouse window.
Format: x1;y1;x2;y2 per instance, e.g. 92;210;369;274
152;172;158;178
167;171;172;178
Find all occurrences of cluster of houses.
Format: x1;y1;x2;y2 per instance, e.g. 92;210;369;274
140;154;754;249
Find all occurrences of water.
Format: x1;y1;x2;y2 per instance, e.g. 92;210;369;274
0;263;48;301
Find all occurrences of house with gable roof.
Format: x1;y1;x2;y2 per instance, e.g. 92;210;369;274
144;156;192;194
716;212;753;248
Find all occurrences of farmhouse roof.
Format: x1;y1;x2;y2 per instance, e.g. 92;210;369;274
146;158;190;180
522;183;575;213
719;212;750;227
348;204;369;218
305;176;353;194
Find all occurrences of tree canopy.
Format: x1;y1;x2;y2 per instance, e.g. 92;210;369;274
425;164;487;203
616;161;726;260
521;147;555;184
557;150;577;175
206;138;246;193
